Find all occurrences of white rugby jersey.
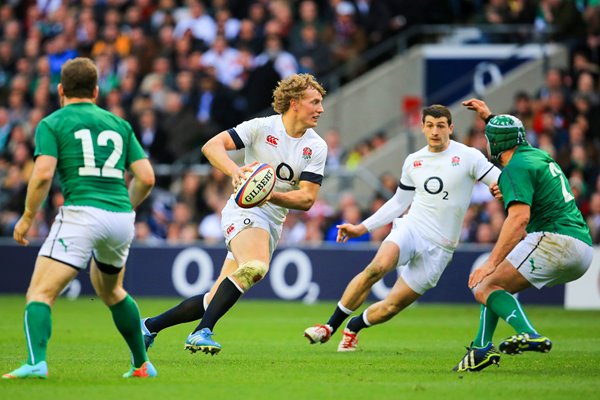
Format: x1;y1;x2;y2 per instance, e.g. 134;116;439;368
228;114;327;224
400;140;500;250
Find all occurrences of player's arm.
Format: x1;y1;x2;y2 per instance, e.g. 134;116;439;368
13;155;57;245
128;158;155;209
202;130;255;188
269;180;320;211
338;186;415;242
468;202;530;288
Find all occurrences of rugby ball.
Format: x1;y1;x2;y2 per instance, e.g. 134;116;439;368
234;163;276;208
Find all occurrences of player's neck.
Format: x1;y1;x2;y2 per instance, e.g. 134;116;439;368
281;113;307;138
62;97;95;107
499;147;517;166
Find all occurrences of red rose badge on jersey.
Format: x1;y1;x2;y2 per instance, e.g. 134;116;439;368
413;160;422;168
452;156;460;166
302;147;312;160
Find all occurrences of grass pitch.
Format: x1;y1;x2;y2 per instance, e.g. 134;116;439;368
1;296;599;400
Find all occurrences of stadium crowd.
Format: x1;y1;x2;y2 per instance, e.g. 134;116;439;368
0;0;599;246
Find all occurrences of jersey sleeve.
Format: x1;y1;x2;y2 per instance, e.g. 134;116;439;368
399;157;415;190
499;165;534;209
125;123;147;167
34;119;58;159
471;148;500;186
227;118;260;150
299;140;327;185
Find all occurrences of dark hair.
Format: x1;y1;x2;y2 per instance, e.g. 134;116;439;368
60;57;97;99
422;104;452;125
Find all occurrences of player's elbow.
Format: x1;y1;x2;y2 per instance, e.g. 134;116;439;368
300;196;316;211
140;172;155;189
201;138;218;158
36;169;55;184
513;212;529;230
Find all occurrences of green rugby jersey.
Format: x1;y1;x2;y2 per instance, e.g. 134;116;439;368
499;145;592;245
34;102;146;212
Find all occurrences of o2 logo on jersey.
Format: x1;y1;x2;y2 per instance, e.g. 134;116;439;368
276;163;297;186
424;176;449;200
266;135;279;147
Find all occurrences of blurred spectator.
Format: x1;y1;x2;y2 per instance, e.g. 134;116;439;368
354;0;392;46
327;1;368;78
136;108;173;164
291;24;333;76
193;71;240;141
324;128;344;168
134;220;163;244
537;0;587;46
198;190;227;244
254;34;298;79
174;0;216;47
162;91;204;160
280;210;308;245
200;34;242;87
0;107;12;156
325;203;370;242
587;191;600;243
475;222;496;244
290;0;328;51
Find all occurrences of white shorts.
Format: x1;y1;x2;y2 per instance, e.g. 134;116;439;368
384;218;454;295
220;198;282;261
39;206;135;270
506;232;593;289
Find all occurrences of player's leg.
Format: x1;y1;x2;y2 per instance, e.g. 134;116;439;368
484;233;591;355
452;305;502;372
338;277;420;352
90;210;155;377
90;259;155;377
186;227;270;354
2;256;77;379
305;240;401;344
143;259;238;344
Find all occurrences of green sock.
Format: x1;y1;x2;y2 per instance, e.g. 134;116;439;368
24;301;52;365
472;305;499;347
109;295;148;368
487;290;537;335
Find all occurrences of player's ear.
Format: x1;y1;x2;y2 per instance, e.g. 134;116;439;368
57;83;63;97
449;123;454;135
93;86;100;101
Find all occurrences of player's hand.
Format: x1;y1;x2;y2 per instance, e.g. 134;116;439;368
462;98;492;121
468;261;496;289
336;223;368;243
489;183;503;201
231;161;259;190
13;212;34;246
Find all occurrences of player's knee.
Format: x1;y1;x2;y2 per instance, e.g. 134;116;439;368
473;286;488;305
232;260;269;290
94;283;126;306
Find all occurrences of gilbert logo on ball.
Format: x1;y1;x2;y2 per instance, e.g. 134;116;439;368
235;163;276;208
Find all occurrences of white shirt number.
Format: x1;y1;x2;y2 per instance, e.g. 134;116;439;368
548;162;574;203
74;129;124;179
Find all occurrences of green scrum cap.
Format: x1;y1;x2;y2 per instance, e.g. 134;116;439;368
485;114;528;160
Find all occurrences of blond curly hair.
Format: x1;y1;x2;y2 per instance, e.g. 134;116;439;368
272;74;326;114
